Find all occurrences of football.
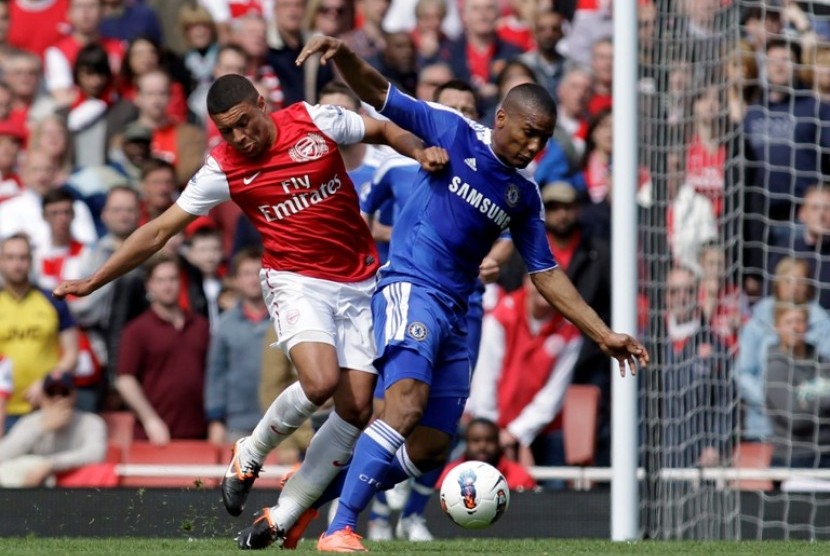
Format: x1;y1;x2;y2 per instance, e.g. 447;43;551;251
439;461;510;529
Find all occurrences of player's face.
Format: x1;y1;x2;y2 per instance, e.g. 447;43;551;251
212;98;274;159
465;423;501;466
493;107;554;169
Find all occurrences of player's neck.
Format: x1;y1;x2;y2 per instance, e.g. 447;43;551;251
339;143;366;170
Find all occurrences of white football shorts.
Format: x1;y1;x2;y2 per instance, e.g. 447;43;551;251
260;269;377;374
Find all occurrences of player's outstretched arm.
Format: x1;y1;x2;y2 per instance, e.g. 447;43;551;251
296;36;389;110
53;205;198;299
531;267;650;376
362;116;449;171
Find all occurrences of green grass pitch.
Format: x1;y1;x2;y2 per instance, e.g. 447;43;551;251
0;538;827;555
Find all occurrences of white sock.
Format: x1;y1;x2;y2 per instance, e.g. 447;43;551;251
247;382;318;463
270;411;360;529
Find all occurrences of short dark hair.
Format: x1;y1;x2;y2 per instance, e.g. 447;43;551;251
217;44;251;66
141;157;176;181
145;253;180;280
73;43;112;85
230;247;262;276
42;188;75;210
433;79;476;102
107;184;141;203
318;81;361;111
466;417;499;436
502;83;557;120
207;74;259;115
766;37;801;63
186;226;222;246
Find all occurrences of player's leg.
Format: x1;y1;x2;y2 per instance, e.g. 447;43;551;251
224;271;343;517
366;388;395;541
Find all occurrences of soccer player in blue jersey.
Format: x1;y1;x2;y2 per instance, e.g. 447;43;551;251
250;37;649;552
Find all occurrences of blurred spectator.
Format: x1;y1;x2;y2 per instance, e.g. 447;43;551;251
180;4;219;123
743;39;830;292
518;8;564;102
303;0;351;38
200;0;268;44
8;0;69;59
205;248;269;445
411;0;451;67
737;257;830;441
0;81;11;119
0;119;24;203
0;0;11;69
200;44;249;141
343;0;390;59
556;0;612;68
414;62;453;103
181;226;225;327
369;31;418;96
384;0;461;40
554;67;592;158
665;147;717;274
108;121;152;187
0;234;79;430
131;71;206;186
587;38;613;116
725;39;758;125
0;354;10;435
539;181;612;463
803;44;830;103
66;43;117;169
581;109;613;204
116;254;210;444
100;0;163;45
483;58;535;125
698;242;745;352
0;372;106;487
437;418;537;491
266;0;335;105
33;189;93;292
657;265;733;468
137;157;176;224
69;186;147;389
231;13;284;108
146;0;191;55
496;0;534;51
0;150;97;253
116;37;189;124
768;185;830;309
4;50;57;128
468;275;582;473
258;326;314;463
685;86;726;218
765;302;830;468
44;0;125;107
446;0;521;110
29;116;73;189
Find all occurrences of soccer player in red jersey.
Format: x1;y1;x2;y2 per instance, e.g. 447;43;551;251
54;73;448;523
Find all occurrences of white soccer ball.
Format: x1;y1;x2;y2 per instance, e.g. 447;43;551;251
439;461;510;529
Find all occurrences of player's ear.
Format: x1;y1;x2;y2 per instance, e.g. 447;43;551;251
256;95;267;111
494;107;507;129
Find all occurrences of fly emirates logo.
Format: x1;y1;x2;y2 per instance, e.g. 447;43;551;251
257;173;343;222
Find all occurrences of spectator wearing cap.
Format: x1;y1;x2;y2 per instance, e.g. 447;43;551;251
0;234;79;430
109;121;153;187
0;371;106;487
0;118;24;204
540;180;613;465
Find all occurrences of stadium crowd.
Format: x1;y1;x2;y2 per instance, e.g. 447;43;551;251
1;0;830;529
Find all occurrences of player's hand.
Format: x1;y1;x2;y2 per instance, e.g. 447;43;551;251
479;256;500;283
598;332;649;377
414;146;449;172
53;278;96;300
296;35;345;67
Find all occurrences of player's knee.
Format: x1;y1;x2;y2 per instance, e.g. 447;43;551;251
334;399;373;428
382;400;423;435
300;377;339;406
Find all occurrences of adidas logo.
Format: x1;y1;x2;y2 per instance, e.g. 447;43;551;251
464;157;477;171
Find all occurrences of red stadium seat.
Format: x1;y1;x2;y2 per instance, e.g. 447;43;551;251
562;384;601;466
732;442;774;492
120;441;221;488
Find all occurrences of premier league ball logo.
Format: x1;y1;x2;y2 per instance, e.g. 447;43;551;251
457;468;478;511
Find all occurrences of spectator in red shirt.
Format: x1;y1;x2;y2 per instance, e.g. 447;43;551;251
587;37;612;115
4;50;57;128
8;0;70;59
438;418;537;492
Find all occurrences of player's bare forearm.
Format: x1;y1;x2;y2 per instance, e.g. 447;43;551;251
531;268;611;345
296;36;389;108
54;205;196;298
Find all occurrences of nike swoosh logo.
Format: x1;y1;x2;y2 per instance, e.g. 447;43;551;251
270;425;290;435
243;171;261;185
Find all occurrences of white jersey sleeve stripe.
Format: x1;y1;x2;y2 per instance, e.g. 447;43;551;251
176;155;231;216
305;102;366;145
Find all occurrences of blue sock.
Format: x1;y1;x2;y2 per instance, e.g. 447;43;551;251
402;467;440;518
326;420;404;535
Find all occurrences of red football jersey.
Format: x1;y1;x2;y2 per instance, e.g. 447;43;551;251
177;103;380;283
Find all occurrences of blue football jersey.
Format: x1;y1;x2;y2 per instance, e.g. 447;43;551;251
377;86;557;305
360;153;421;222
